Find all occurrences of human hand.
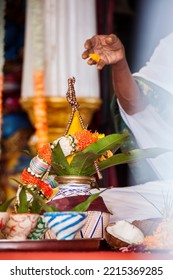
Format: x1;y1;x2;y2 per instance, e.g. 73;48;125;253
82;34;125;70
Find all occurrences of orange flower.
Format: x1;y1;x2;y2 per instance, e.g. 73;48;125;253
91;132;100;142
21;169;53;199
74;130;99;151
39;181;53;198
21;169;40;185
37;143;52;164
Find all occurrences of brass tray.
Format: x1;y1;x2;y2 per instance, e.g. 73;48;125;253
0;238;102;252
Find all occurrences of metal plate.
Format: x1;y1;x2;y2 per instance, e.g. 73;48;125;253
0;238;102;252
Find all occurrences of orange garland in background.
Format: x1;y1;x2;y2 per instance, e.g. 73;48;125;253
30;0;49;150
33;70;48;149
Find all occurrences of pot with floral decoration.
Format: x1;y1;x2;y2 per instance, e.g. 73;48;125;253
44;77;167;239
15;77;167;240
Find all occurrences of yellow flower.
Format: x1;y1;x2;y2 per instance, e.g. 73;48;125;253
89;53;100;63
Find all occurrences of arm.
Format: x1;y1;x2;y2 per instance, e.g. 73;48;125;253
82;34;148;115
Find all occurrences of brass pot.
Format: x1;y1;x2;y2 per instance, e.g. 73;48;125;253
55;175;97;188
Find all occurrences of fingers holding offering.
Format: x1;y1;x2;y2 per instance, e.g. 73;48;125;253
82;34;125;70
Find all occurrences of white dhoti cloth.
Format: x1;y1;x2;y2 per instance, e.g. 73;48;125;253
92;180;173;222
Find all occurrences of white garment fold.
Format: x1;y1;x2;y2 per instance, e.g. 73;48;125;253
92;180;173;222
134;32;173;94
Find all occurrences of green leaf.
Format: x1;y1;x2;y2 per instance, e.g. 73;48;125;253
11;178;22;185
0;197;16;212
26;187;58;213
69;151;100;175
83;133;129;154
50;162;71;176
29;197;43;214
22;149;34;157
97;148;170;173
50;143;71;176
17;187;29;213
71;189;106;212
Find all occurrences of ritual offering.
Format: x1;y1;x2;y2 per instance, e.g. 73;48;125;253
0;76;169;250
89;53;101;63
105;220;145;250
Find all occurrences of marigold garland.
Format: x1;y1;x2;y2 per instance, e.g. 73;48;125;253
37;143;52;164
21;169;53;199
39;181;53;198
33;70;49;149
21;168;40;185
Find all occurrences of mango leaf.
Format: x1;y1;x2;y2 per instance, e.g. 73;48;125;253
29;197;43;214
11;178;22;186
97;148;170;173
69;151;100;175
83;133;129;154
69;134;129;176
26;187;58;213
50;162;71;176
17;186;29;213
71;189;106;212
50;143;71;176
0;196;16;212
22;149;34;157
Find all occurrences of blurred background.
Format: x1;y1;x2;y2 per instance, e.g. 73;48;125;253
1;0;173;201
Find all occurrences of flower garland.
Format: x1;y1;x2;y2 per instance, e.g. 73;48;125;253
0;0;5;157
53;129;105;157
30;0;48;149
33;71;49;149
21;143;58;200
20;128;111;200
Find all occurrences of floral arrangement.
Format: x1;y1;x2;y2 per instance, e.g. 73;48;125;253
0;77;170;242
18;129;165;202
0;79;167;210
14;77;166;203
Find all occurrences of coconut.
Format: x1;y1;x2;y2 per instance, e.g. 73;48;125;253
105;220;145;249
